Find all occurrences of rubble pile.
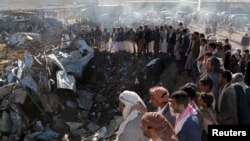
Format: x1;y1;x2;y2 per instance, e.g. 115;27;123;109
0;13;64;51
74;52;188;140
7;32;42;54
0;39;95;140
0;40;189;140
0;9;194;141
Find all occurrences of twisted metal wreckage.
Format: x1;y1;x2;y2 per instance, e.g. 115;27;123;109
0;38;97;140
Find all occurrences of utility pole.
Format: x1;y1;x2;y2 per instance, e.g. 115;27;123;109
63;0;66;25
198;0;201;11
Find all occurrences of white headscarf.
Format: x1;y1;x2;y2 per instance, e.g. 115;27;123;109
117;90;146;138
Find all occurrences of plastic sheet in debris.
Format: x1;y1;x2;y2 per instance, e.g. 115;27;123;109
8;32;41;46
146;58;160;67
77;90;94;110
60;40;94;77
47;54;66;71
20;75;39;93
56;70;76;92
7;67;19;84
9;88;28;104
7;52;34;84
36;129;59;140
22;52;34;72
16;52;34;77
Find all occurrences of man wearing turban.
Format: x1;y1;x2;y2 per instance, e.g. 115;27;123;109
149;86;176;127
116;90;148;141
141;112;179;141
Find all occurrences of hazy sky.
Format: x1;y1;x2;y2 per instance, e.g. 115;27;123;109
0;0;95;10
0;0;250;10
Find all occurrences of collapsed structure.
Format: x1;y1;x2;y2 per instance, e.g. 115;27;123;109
0;10;190;141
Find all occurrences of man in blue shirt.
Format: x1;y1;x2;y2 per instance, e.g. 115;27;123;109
171;90;202;141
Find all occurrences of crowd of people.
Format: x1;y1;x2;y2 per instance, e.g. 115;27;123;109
88;22;250;141
116;70;250;141
82;23;185;54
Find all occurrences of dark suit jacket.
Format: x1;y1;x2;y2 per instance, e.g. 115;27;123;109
167;31;176;45
177;115;202;141
192;38;200;59
233;84;250;125
181;35;190;53
216;84;238;124
162;103;176;127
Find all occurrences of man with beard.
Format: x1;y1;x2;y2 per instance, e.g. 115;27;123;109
216;70;238;124
170;91;201;141
141;112;179;141
116;90;148;141
149;86;176;127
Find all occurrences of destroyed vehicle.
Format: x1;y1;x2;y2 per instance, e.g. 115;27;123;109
229;14;250;28
174;11;188;20
7;32;41;47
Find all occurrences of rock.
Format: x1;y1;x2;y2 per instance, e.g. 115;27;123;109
34;121;44;131
52;118;69;134
94;94;106;103
65;122;84;131
86;126;107;141
77;90;94;110
40;93;60;113
86;122;100;132
71;128;87;136
9;88;28;104
66;100;78;108
81;110;89;119
0;100;10;110
24;131;42;141
104;116;123;139
0;83;15;99
1;111;12;133
1;136;8;141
